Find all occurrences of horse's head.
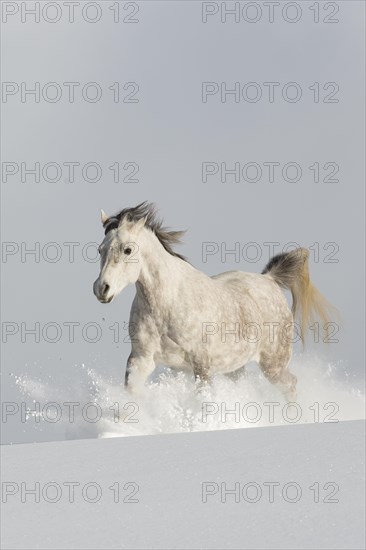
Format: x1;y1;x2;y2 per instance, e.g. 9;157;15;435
93;209;145;303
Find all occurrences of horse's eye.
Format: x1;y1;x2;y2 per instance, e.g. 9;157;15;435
124;247;132;255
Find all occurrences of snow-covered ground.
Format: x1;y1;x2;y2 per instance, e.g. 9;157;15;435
1;420;365;549
2;354;365;549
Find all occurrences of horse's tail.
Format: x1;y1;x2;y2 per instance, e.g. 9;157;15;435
262;248;337;343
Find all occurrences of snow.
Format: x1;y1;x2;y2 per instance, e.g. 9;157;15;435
1;420;365;549
2;354;365;548
7;354;365;442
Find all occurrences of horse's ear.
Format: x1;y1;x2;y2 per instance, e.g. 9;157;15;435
134;216;146;232
100;209;109;225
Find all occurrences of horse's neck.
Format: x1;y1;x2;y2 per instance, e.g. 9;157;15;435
136;230;188;309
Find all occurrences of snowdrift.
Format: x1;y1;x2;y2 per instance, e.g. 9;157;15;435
1;420;365;549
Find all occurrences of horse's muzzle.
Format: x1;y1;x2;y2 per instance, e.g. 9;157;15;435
93;280;113;303
98;296;113;304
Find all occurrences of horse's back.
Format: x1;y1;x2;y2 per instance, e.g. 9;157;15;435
211;269;279;295
211;270;265;284
211;270;291;320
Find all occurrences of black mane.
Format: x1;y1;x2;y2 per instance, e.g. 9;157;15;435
103;201;187;262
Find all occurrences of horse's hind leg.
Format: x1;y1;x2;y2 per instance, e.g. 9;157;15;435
225;365;247;382
259;349;297;402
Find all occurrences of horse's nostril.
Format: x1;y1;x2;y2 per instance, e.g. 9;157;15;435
101;283;110;296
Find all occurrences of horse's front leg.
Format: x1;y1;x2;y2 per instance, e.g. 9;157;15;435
124;353;155;394
191;356;211;394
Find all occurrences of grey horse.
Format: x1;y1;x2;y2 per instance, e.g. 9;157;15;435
93;202;334;401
